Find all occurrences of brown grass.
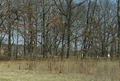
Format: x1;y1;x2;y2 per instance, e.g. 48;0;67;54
8;61;11;67
0;58;119;81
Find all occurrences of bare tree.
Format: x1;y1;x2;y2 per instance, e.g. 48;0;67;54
54;0;86;58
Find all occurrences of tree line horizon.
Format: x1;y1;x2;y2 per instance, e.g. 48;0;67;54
0;0;119;60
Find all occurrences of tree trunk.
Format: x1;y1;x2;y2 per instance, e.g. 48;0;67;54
42;0;47;58
61;24;65;60
23;19;26;56
117;0;120;59
74;35;77;56
66;0;72;59
16;22;18;58
82;0;91;58
8;0;12;58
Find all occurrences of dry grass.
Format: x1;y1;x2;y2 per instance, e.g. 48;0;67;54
0;58;119;81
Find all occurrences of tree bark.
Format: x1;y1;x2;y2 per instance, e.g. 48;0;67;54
117;0;120;59
42;0;47;58
8;0;12;58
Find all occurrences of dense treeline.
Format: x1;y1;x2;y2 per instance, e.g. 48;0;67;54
0;0;118;60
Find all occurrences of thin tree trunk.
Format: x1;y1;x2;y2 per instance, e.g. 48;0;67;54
74;35;77;56
66;0;72;59
8;0;11;58
16;22;18;58
42;0;47;58
23;20;26;56
61;30;65;61
83;0;91;58
117;0;120;59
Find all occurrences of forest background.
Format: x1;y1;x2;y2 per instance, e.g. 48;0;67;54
0;0;119;60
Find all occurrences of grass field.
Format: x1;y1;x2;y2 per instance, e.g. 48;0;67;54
0;58;119;81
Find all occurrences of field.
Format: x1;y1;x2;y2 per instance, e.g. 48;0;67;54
0;58;119;81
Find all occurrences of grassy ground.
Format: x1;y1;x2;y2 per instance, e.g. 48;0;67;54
0;58;119;81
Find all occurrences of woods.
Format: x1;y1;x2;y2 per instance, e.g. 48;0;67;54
0;0;118;60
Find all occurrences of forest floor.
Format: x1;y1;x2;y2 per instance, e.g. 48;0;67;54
0;57;119;81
